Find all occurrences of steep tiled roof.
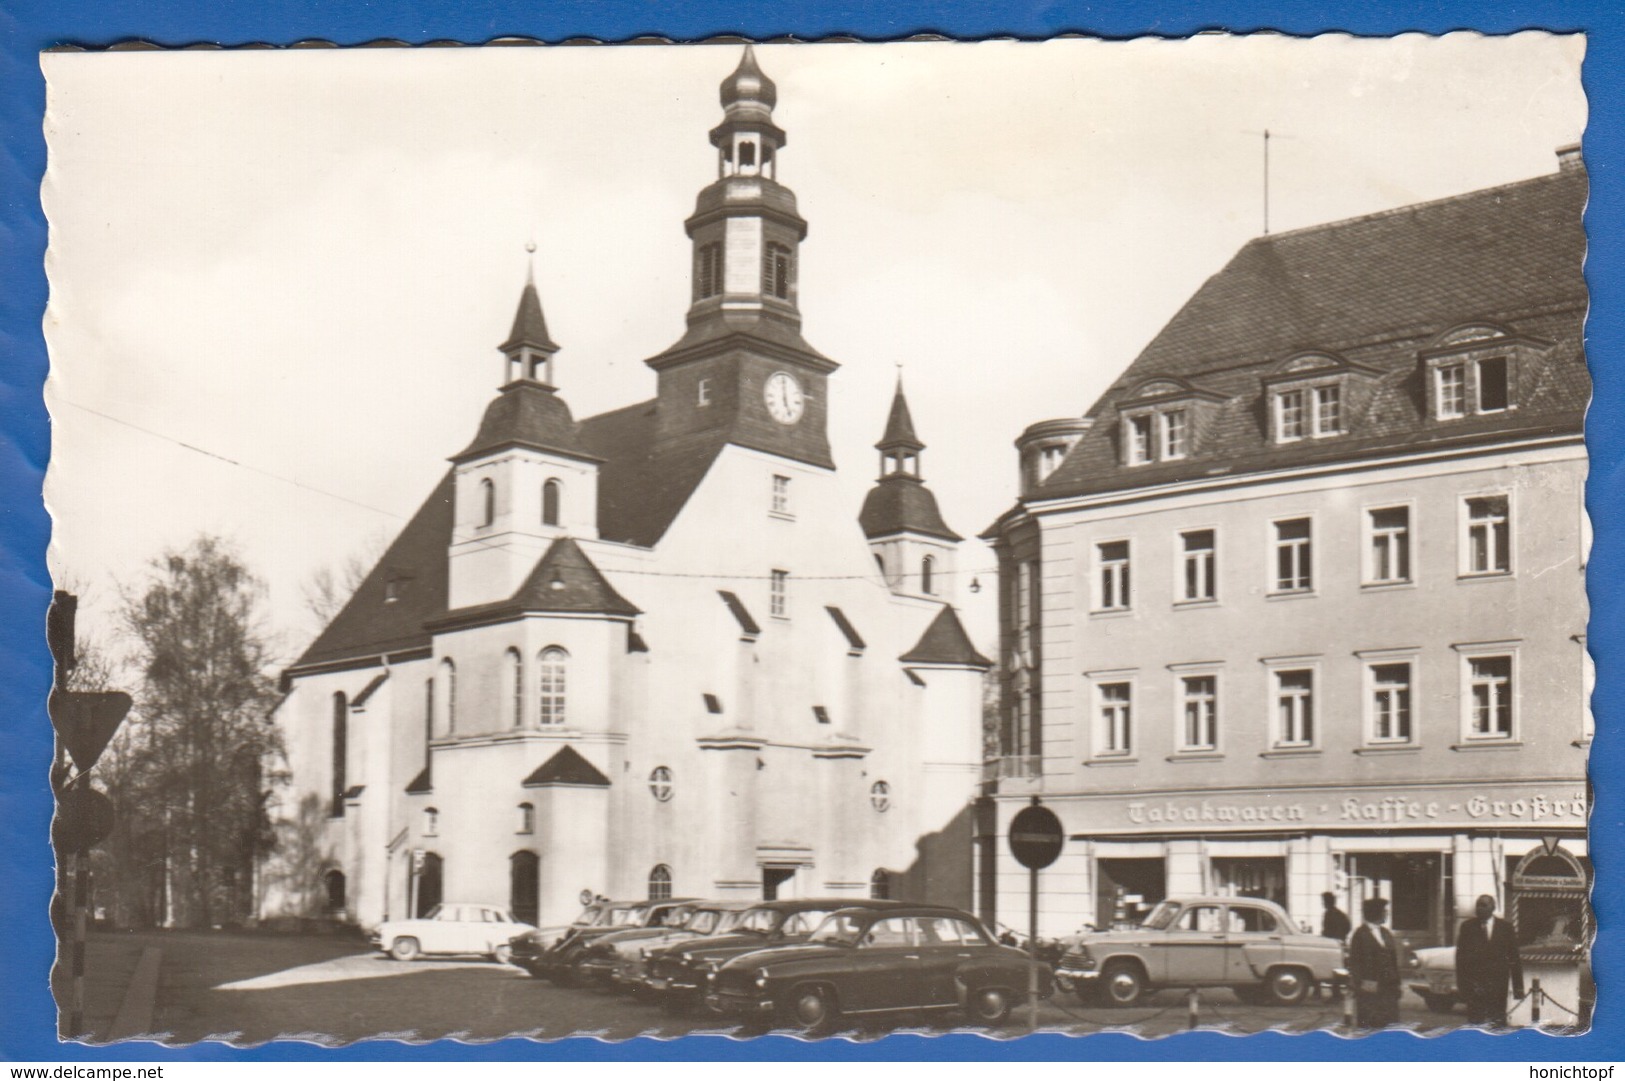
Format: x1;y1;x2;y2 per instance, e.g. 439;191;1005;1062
1036;165;1588;503
578;399;726;548
523;745;611;788
899;605;992;668
294;470;455;669
499;281;559;354
453;381;598;464
878;381;923;450
860;476;963;541
429;536;639;631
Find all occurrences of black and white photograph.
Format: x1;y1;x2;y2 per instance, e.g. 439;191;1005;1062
40;33;1591;1045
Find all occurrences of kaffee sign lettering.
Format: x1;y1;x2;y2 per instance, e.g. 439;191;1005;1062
1099;783;1587;832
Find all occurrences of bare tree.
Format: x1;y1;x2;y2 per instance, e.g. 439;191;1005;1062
121;536;281;928
300;531;387;633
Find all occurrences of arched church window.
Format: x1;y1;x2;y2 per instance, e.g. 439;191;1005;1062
505;649;524;729
648;864;673;901
424;806;440;836
542;480;561;526
921;555;935;595
538;647;568;726
438;659;457;734
331;693;348;818
517;802;535;834
870;868;890;901
479;478;495;528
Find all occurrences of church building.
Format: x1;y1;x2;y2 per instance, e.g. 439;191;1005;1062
259;48;988;931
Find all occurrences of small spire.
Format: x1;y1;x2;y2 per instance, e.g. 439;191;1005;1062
877;374;924;452
720;44;777;109
501;273;558;356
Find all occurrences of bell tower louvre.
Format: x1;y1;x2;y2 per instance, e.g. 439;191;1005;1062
645;46;837;471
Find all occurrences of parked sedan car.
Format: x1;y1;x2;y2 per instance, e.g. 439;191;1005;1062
645;898;907;1014
1056;896;1341;1006
706;905;1053;1033
594;901;760;990
371;903;535;963
1408;946;1458;1012
534;898;695;985
511;899;650;979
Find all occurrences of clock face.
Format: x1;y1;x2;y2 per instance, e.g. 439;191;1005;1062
764;371;805;425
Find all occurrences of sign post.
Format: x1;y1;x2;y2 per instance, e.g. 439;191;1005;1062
1008;797;1064;1033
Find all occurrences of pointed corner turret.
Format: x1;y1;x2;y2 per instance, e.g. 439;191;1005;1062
861;380;963;599
500;272;561;387
877;376;924;454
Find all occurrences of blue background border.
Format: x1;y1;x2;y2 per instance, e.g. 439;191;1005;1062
0;0;1616;1063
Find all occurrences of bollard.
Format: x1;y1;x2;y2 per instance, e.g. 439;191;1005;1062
1531;978;1542;1027
1187;987;1200;1029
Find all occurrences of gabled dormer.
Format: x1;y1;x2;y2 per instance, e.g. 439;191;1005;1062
1261;351;1383;444
1420;323;1549;423
448;275;604;610
1114;375;1225;466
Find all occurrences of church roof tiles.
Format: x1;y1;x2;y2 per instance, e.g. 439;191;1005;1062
899;605;991;669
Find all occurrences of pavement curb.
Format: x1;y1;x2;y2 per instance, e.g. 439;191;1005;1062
105;946;161;1041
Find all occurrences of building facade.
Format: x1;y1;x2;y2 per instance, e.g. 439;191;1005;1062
259;49;988;931
983;151;1589;949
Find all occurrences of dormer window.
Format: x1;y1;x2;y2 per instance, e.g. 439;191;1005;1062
1273;384;1341;442
1115;376;1223;467
1423;324;1539;421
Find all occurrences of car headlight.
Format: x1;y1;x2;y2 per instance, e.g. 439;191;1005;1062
640;947;649;960
754;968;770;990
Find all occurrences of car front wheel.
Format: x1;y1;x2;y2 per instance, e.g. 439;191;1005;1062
1265;967;1311;1007
1101;962;1146;1007
781;984;839;1036
491;943;513;965
390;937;421;962
967;985;1014;1026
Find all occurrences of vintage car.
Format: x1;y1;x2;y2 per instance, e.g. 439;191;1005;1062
705;905;1053;1033
511;899;660;979
1408;946;1458;1012
589;901;759;990
531;898;696;985
1055;896;1341;1006
370;903;535;963
645;898;906;1014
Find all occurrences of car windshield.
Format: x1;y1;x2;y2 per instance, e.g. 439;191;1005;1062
715;909;751;933
688;910;722;934
1142;901;1181;930
735;908;780;934
612;906;647;927
574;905;604;927
807;913;865;946
664;905;698;928
423;904;445;921
781;910;832;936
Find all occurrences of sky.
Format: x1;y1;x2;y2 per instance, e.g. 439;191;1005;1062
41;34;1587;664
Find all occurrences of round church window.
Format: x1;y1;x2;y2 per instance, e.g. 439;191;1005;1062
649;766;674;802
870;780;891;813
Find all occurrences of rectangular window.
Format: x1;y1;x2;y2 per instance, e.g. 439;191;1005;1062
1368;506;1411;584
1477;357;1509;412
697;377;712;406
1127;415;1153;465
1181;675;1218;751
1161;410;1188;460
1314;385;1341;435
1097;541;1131;611
1274;518;1313;592
1274;669;1315;747
1098;682;1133;756
771;474;790;515
1437;364;1466;419
1276;389;1307;441
1180;529;1216;602
1465;495;1510;574
770;569;789;618
1468;656;1513;739
1370;663;1413;743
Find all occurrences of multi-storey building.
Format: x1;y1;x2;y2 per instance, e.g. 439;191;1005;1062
983;150;1589;948
259;48;987;930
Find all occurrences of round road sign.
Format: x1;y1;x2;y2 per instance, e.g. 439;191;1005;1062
1008;804;1064;870
53;786;115;853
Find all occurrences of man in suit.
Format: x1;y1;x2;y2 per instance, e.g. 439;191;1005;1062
1321;892;1351;942
1347;897;1403;1029
1456;894;1524;1027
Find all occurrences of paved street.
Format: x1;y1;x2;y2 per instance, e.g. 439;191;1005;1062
80;930;1482;1046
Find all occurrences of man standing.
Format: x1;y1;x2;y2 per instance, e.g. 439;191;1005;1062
1347;897;1403;1029
1321;892;1351;942
1456;894;1524;1027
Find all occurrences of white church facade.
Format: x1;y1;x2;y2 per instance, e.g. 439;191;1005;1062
258;48;989;931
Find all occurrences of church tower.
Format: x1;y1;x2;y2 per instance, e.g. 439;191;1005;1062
447;272;603;609
646;47;838;470
860;379;963;599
